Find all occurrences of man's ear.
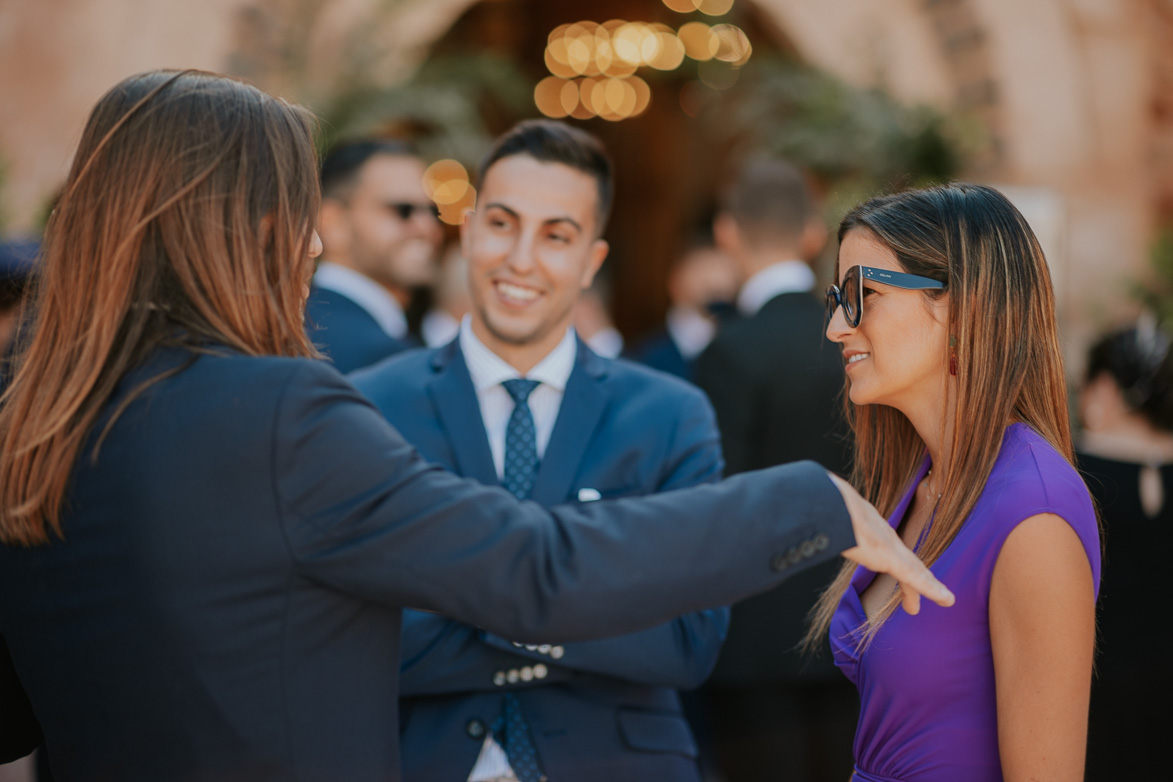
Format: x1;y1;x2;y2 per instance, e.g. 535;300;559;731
316;200;349;257
800;217;829;262
581;239;609;289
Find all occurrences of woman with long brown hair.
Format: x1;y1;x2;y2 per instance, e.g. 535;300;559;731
0;70;950;781
816;183;1101;782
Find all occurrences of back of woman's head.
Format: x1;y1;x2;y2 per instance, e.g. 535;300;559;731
0;69;321;546
808;182;1072;648
1085;322;1173;431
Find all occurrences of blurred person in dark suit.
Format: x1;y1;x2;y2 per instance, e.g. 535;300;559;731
693;157;856;782
627;232;741;382
0;70;953;782
1076;320;1172;781
304;138;443;372
353;119;728;782
0;239;38;388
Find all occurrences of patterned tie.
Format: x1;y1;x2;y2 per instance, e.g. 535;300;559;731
502;379;541;500
497;378;545;782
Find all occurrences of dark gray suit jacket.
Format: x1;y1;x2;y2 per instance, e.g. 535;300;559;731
351;339;726;781
0;346;852;781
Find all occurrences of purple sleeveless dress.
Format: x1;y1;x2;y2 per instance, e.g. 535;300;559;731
831;424;1101;782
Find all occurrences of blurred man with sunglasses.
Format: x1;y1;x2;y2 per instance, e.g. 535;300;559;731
693;156;857;782
305;139;444;373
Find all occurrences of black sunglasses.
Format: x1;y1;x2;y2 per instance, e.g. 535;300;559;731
389;202;441;221
825;265;946;328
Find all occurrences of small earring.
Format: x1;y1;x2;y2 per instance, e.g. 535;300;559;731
949;335;958;376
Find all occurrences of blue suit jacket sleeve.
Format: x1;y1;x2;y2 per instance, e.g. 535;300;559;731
476;387;731;690
275;360;854;644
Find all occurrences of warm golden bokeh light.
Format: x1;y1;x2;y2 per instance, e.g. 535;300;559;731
534;76;572;118
661;0;697;12
437;185;476;226
422;160;469;204
678;22;718;61
695;0;735;16
712;24;752;66
537;16;750;120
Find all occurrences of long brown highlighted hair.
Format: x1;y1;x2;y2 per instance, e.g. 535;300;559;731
805;182;1073;649
0;70;321;546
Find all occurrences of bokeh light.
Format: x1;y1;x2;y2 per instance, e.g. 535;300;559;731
712;24;752;66
537;17;750;120
678;22;718;61
696;0;735;15
422;160;475;225
661;0;697;12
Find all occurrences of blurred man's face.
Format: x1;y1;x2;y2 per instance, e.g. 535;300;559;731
321;154;443;291
461;154;608;367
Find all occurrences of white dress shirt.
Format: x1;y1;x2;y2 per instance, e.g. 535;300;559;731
736;260;816;317
459;316;577;780
665;306;717;361
459;316;577;480
312;261;408;339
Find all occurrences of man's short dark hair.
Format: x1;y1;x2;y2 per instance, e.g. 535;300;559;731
320;138;419;201
478;120;614;235
719;156;812;248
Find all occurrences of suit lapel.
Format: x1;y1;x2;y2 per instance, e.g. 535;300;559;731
530;340;610;506
426;341;499;486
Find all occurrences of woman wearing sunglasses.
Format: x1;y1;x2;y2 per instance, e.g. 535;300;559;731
810;183;1101;782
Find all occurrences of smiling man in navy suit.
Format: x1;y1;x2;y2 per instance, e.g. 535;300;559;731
352;120;727;782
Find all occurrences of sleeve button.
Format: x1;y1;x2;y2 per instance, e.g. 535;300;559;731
770;553;787;572
814;534;830;551
493;671;506;686
533;664;548;679
550;646;565;659
466;718;486;739
506;668;520;684
520;666;534;682
800;541;816;558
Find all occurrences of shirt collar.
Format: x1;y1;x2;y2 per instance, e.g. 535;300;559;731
736;260;816;316
459;315;577;393
313;261;407;339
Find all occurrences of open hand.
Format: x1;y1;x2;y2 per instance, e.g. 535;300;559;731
827;473;955;614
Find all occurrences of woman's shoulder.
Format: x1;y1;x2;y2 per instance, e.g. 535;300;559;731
977;424;1100;582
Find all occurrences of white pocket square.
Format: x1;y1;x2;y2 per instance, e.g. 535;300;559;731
577;488;602;502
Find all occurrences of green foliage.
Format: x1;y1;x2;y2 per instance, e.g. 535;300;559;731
1132;227;1173;324
314;52;536;165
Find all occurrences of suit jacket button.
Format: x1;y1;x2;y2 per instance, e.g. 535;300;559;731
506;668;520;684
466;719;486;739
814;533;830;551
493;671;506;686
550;646;565;659
801;541;816;559
533;664;548;679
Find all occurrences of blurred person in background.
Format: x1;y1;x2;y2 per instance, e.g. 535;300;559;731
693;157;855;782
814;183;1099;782
0;239;38;389
572;278;624;359
305;138;443;372
352;119;729;782
420;244;471;348
1076;320;1172;781
627;231;741;382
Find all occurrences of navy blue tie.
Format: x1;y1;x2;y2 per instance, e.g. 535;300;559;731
502;379;541;500
497;379;545;782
